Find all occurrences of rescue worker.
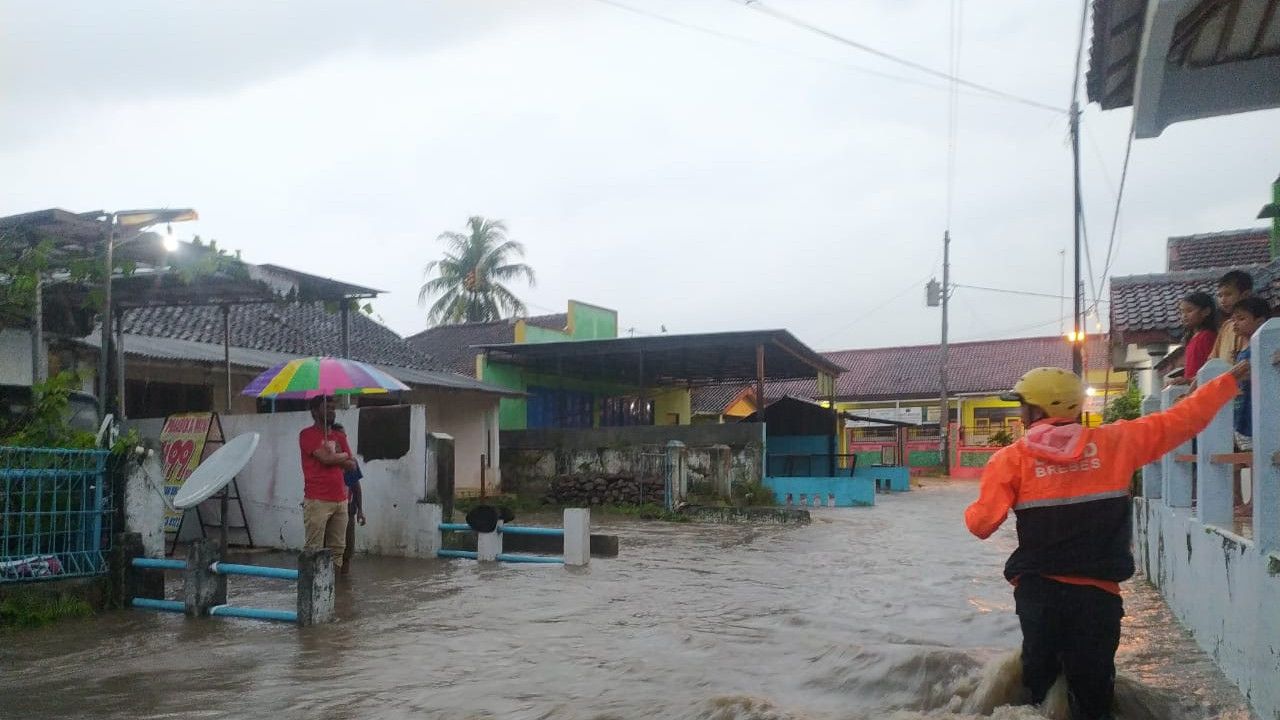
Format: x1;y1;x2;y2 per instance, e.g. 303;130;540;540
965;360;1249;720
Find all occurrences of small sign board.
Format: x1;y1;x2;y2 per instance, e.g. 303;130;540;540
159;412;222;532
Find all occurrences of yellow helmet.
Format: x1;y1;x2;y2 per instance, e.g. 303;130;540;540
1001;367;1085;419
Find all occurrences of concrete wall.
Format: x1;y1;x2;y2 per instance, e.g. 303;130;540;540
0;328;35;385
763;476;875;507
413;390;500;494
126;397;496;558
1132;499;1280;719
500;423;765;497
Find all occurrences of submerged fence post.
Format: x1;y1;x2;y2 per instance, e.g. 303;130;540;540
296;549;335;626
1140;395;1163;499
1161;384;1193;508
183;539;225;617
477;525;502;562
562;508;590;567
1195;359;1234;528
1251;319;1280;553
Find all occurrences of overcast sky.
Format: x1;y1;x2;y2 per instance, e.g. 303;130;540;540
3;1;1277;352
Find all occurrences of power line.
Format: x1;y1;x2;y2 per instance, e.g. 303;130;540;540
953;283;1109;303
588;0;1038;106
1094;117;1136;311
734;0;1066;114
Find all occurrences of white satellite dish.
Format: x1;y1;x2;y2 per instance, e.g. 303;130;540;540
173;432;260;510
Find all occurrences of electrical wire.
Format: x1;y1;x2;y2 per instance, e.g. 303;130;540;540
1093;117;1136;311
735;0;1066;114
588;0;1035;105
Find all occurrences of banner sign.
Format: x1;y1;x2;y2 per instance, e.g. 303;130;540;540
160;413;214;532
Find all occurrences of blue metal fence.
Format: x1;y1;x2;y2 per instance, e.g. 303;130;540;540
1;446;113;583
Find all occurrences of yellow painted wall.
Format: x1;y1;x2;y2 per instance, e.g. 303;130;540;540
653;388;691;425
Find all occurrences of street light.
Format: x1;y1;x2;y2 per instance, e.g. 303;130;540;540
98;208;198;418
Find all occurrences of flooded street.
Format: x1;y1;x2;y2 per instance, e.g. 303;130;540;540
0;483;1254;720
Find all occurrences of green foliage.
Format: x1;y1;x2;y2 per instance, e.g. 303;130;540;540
987;429;1015;447
419;216;536;325
1103;377;1143;424
732;478;777;507
0;591;93;630
0;372;97;449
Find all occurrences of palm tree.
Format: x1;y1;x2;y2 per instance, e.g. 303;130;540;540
418;216;536;325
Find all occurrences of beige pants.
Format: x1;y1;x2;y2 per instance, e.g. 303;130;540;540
303;499;349;569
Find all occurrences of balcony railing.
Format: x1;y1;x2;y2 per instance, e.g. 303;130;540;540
1141;318;1279;552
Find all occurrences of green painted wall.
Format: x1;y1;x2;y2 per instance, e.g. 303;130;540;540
567;301;617;340
522;324;570;344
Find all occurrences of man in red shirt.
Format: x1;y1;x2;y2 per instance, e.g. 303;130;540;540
300;396;356;569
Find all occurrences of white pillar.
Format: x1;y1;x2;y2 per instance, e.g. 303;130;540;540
420;503;443;556
1140;395;1163;499
1195;359;1234;528
563;508;590;567
1251;319;1280;553
477;523;502;562
1161;384;1192;507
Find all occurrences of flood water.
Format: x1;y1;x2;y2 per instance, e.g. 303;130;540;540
0;482;1255;719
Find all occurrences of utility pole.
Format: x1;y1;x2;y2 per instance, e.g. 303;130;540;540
939;230;951;476
1070;104;1084;376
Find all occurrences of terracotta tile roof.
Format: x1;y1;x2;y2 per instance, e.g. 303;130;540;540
1166;228;1272;271
769;335;1111;402
405;314;566;375
120;302;443;371
1108;261;1280;345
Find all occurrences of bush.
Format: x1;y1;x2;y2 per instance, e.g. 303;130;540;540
987;429;1015;447
0;591;93;630
732;479;777;507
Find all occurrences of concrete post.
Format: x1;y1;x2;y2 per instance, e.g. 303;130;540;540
1195;359;1234;528
1160;384;1193;507
1140;395;1163;499
1251;319;1280;553
427;433;455;521
708;445;732;499
418;502;443;556
110;532;161;608
563;508;590;566
183;539;225;617
665;441;688;510
296;549;335;626
477;525;502;561
124;452;166;558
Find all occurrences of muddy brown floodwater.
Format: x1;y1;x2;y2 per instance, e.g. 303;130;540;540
0;482;1256;720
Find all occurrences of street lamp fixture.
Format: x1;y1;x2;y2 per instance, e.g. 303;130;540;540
98;207;198;418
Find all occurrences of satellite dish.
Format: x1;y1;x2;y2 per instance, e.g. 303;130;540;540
173;432;260;510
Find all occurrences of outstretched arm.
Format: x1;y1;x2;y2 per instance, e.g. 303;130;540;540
965;448;1019;539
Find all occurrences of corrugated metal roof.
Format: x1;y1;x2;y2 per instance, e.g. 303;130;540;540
82;333;519;396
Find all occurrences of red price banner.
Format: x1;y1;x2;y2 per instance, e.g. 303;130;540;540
159;413;213;531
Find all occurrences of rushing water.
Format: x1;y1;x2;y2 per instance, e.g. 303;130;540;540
0;482;1255;719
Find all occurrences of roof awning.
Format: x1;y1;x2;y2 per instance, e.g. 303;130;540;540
477;330;844;387
78;333;522;397
1088;0;1280;137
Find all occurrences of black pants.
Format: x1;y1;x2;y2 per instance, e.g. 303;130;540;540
1014;575;1124;720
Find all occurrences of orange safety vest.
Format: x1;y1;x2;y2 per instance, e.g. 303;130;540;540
965;373;1239;593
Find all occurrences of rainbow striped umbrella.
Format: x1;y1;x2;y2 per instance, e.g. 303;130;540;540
241;357;410;399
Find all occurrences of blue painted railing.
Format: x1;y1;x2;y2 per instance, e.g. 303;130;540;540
1;447;112;583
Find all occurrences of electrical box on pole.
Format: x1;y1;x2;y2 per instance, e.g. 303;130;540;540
926;278;941;307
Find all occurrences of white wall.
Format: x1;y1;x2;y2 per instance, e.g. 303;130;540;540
1133;499;1280;719
126;394;499;558
415;390;501;493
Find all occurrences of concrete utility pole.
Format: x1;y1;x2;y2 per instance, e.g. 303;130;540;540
1070;100;1085;375
940;230;951;476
